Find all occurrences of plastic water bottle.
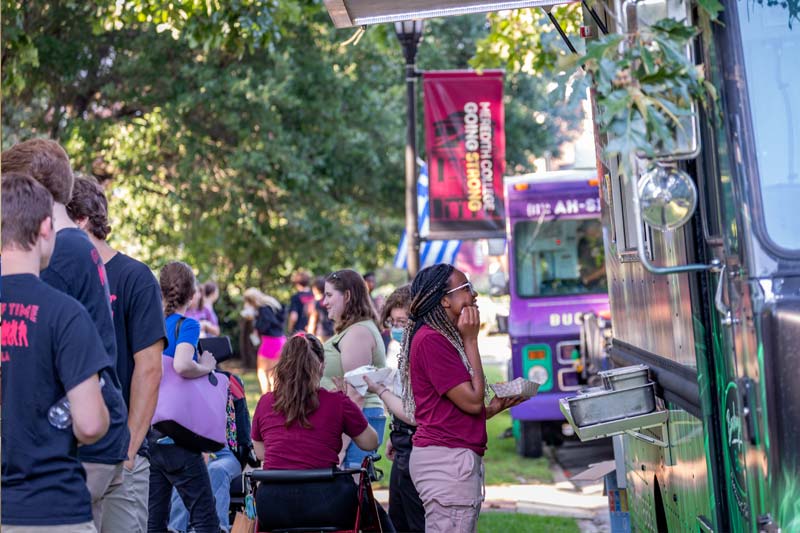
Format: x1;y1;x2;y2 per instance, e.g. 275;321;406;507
48;377;105;429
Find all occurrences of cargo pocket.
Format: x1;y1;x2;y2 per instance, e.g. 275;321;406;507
426;498;480;533
454;448;477;481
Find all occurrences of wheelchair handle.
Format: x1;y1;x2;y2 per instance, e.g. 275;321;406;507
246;466;369;484
246;454;379;483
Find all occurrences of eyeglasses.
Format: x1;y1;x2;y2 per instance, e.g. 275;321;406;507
445;281;476;296
384;318;409;328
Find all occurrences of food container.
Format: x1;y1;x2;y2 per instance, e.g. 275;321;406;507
598;364;650;391
490;377;541;398
567;383;656;426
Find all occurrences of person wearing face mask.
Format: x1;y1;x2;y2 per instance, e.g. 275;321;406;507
381;285;411;369
363;284;425;532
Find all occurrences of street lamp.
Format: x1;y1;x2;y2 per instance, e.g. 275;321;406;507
395;19;424;278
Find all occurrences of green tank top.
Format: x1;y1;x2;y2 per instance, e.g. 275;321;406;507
321;320;387;410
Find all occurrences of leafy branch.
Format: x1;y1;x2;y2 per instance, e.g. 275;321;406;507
563;17;717;166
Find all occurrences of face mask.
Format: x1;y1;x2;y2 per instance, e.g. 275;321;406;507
390;327;404;343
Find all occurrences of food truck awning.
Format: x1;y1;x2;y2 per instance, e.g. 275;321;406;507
322;0;574;28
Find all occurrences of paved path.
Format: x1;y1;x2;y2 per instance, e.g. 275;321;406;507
374;460;611;532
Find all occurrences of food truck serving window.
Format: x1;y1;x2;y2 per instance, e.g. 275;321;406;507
513;219;607;297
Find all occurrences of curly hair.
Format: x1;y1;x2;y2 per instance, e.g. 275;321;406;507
272;334;326;428
379;284;412;328
159;261;196;316
66;175;111;240
325;269;378;333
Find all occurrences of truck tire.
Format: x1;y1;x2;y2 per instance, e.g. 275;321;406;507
516;421;544;458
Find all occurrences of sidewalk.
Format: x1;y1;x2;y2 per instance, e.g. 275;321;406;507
374;462;611;532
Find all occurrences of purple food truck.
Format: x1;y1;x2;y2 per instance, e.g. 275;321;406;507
505;170;609;457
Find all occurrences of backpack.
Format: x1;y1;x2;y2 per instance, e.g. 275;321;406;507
255;304;285;336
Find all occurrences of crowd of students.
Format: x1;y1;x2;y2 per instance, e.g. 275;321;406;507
1;138;523;533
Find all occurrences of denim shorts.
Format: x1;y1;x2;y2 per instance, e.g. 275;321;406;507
343;407;385;469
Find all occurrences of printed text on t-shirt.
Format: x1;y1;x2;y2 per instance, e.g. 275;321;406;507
1;302;40;359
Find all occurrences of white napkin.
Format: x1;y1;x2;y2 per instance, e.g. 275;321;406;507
344;365;394;397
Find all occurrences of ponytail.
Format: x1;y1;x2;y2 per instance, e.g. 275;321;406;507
272;334;326;428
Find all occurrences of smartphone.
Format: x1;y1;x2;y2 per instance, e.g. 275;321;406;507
197;336;233;363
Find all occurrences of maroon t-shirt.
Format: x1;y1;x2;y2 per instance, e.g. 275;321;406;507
410;325;488;455
251;388;369;470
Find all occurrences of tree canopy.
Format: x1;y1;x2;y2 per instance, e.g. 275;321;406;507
2;2;582;297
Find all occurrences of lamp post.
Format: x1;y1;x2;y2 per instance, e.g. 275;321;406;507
395;19;424;278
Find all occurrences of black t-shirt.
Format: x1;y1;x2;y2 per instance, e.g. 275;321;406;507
255;304;286;338
106;253;167;456
106;253;167;405
40;228;130;464
1;274;109;526
315;299;335;338
289;290;315;333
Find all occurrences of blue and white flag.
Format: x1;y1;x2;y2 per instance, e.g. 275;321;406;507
394;164;462;270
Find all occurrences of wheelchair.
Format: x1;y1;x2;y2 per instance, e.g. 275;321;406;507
241;455;390;533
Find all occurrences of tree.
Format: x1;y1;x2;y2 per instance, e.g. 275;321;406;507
1;3;582;300
3;1;407;298
417;14;583;173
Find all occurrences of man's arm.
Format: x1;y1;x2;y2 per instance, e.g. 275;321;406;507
67;374;110;445
125;339;164;468
307;308;318;335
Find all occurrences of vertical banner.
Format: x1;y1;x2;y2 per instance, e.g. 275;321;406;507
394;164;462;270
423;70;506;240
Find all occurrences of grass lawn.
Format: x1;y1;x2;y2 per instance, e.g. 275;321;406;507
478;513;580;533
234;362;551;487
482;365;552;485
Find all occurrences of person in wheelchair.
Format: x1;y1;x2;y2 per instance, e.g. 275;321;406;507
250;333;380;530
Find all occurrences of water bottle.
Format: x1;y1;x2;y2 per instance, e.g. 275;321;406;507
48;377;105;429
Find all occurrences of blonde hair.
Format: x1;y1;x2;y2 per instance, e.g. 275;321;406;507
244;287;282;312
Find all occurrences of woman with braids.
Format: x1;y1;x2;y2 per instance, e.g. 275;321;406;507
250;333;379;529
398;264;523;533
320;269;387;469
148;261;218;532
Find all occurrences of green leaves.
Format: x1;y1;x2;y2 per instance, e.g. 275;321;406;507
574;16;714;163
696;0;725;21
471;4;584;76
4;3;578;294
2;0;408;292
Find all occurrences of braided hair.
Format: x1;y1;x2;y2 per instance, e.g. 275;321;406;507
398;264;483;417
160;261;196;316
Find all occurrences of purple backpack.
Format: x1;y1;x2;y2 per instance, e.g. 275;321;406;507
151;318;229;452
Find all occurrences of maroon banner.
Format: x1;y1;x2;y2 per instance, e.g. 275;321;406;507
423;70;506;240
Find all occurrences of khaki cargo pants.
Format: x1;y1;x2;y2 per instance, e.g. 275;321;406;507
409;445;484;533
